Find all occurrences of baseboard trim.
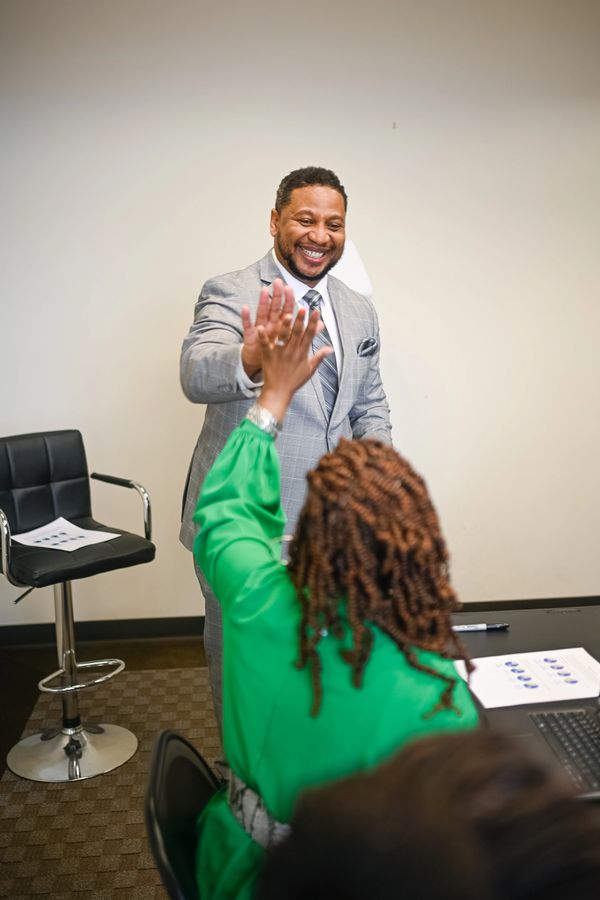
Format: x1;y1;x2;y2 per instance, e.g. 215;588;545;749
2;596;599;645
462;595;600;612
0;616;205;646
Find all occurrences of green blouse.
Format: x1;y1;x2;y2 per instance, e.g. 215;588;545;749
194;419;478;899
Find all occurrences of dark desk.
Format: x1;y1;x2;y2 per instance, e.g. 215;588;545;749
453;604;600;731
454;604;600;659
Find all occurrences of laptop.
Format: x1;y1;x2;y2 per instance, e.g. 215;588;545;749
482;697;600;800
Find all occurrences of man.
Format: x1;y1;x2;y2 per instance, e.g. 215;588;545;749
180;166;392;723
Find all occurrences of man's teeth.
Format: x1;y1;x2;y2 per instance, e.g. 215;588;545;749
302;249;325;259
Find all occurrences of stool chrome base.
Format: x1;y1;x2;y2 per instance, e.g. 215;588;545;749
6;723;138;783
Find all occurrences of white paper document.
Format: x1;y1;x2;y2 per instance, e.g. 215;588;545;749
12;517;120;552
455;647;600;709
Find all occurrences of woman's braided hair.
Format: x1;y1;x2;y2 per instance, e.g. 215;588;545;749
287;438;473;716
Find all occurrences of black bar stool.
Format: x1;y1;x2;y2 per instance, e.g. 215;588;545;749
0;429;155;782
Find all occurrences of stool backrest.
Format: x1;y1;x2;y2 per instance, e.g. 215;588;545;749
0;430;91;533
145;730;221;900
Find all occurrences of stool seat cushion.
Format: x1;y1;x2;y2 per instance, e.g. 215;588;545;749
9;517;155;588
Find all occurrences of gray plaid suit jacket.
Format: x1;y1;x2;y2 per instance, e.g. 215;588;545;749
179;251;392;551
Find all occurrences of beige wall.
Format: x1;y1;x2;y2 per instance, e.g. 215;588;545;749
1;0;599;625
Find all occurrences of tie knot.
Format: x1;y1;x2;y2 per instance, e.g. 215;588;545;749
303;289;322;311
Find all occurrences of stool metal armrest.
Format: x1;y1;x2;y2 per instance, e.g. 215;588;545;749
0;507;27;587
91;472;152;540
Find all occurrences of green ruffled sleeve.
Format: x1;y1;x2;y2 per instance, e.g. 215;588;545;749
193;418;287;610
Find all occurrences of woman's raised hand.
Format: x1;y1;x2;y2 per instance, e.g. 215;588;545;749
256;306;333;425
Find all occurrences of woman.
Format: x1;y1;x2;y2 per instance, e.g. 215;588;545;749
194;303;479;899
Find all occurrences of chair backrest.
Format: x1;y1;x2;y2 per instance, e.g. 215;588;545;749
145;730;221;900
0;430;91;533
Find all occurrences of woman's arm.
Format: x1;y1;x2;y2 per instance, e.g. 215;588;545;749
193;418;287;609
193;300;331;610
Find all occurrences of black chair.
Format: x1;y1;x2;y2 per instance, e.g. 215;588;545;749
145;729;221;900
0;429;155;782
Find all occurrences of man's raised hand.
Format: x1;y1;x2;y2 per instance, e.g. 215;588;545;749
241;278;295;379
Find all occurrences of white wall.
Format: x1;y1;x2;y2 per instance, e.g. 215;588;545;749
1;0;599;625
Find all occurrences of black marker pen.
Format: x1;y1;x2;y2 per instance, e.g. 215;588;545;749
452;623;510;633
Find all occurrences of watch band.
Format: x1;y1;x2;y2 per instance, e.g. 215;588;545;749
245;403;282;438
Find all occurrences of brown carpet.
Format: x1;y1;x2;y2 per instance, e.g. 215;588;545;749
0;668;219;899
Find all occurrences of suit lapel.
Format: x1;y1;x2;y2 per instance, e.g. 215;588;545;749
258;252;281;286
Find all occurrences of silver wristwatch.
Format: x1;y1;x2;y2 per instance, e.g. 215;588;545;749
245;403;282;438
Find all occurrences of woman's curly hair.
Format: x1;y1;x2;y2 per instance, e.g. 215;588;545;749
287;438;472;715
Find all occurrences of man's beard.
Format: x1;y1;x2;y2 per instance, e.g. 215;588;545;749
277;238;342;284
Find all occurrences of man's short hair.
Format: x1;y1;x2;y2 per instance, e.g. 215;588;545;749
275;166;348;212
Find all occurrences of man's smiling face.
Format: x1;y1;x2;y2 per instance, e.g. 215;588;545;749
270;185;346;287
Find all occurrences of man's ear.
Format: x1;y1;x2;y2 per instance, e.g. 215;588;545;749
269;208;279;237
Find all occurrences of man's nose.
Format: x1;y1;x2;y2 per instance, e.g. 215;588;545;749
307;223;329;245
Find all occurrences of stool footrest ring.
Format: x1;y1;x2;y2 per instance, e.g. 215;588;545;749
38;658;126;694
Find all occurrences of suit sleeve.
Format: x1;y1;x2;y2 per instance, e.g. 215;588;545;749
180;277;262;404
348;305;392;444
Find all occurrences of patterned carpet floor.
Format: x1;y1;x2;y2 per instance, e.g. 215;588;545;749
0;667;219;899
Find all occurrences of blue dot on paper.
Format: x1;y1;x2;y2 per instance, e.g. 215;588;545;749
513;668;525;674
557;672;571;677
544;657;557;663
550;664;564;669
565;679;578;684
505;661;518;667
518;676;532;681
524;683;539;689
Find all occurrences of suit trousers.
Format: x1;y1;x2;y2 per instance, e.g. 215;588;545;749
194;557;223;739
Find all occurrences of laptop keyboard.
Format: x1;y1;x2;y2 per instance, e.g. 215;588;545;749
530;709;600;792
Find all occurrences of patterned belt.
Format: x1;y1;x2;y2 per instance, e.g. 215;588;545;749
226;770;291;850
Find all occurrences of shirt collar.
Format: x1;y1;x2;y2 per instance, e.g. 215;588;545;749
270;250;329;305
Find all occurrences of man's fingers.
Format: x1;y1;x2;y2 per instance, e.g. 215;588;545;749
256;325;270;351
263;311;293;341
241;305;252;335
255;287;271;326
282;285;295;317
258;314;294;350
268;278;284;319
254;281;297;333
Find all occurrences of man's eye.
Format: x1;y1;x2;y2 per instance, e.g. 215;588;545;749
298;219;312;226
329;223;343;231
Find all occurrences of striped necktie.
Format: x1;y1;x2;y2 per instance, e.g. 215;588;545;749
303;289;338;418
